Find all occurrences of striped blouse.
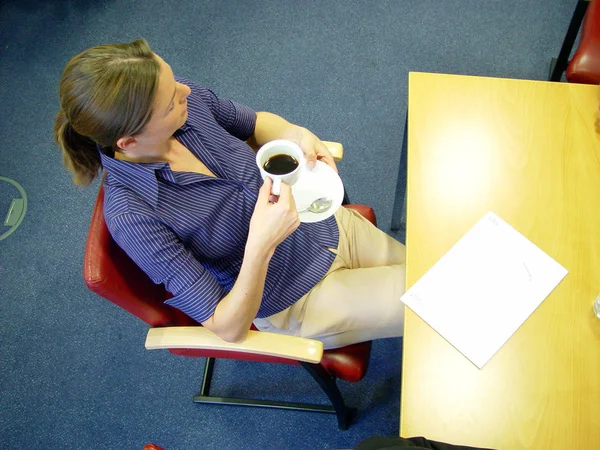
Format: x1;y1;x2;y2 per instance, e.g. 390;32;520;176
99;78;339;324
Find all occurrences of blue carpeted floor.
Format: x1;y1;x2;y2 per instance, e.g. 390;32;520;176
0;1;575;449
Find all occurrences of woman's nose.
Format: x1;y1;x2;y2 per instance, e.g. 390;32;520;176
176;83;191;102
182;84;191;100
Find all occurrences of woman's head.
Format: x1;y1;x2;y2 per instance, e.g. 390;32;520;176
54;39;160;185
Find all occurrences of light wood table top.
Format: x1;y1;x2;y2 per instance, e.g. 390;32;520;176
401;72;600;450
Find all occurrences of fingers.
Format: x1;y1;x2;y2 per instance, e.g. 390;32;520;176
326;159;339;173
277;182;297;210
304;149;317;169
315;142;339;173
258;177;273;202
260;178;297;210
316;139;330;156
277;179;291;198
250;179;300;251
272;183;299;229
319;154;338;173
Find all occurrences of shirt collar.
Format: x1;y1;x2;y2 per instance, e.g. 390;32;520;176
97;124;207;206
99;145;165;207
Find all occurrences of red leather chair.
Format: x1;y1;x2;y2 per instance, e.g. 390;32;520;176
84;143;374;430
567;0;600;83
549;0;592;82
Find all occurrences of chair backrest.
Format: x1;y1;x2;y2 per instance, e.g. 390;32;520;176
84;185;198;328
567;0;600;84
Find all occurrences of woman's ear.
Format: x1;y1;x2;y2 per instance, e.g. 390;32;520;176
117;136;138;155
116;136;138;153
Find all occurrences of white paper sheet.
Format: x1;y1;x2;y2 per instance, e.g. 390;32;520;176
401;212;568;369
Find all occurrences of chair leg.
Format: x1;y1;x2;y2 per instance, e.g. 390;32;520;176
192;358;353;430
198;355;215;396
299;361;352;430
549;0;589;81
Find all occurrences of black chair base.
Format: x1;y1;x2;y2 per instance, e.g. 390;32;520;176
192;357;353;430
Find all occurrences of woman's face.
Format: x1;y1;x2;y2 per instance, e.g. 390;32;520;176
119;54;191;154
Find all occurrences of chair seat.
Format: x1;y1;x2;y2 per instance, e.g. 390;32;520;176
567;0;600;84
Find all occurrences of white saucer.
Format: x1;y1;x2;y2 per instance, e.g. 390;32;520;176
292;160;344;223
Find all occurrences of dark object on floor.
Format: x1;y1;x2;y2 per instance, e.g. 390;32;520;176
354;435;496;450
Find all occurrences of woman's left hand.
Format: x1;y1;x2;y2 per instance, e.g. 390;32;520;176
251;112;338;172
287;126;338;173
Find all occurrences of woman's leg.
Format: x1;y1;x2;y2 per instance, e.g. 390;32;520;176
298;263;406;349
335;205;406;268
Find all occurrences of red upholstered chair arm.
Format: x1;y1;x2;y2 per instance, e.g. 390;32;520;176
567;0;600;84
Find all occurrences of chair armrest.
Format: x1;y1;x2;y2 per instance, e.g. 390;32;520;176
145;327;324;363
322;141;344;162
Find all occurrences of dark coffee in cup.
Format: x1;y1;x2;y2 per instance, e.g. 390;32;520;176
263;154;299;175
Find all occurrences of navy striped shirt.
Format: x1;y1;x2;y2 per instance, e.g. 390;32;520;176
99;78;339;324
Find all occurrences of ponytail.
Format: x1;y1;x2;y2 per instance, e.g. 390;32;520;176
54;109;102;186
55;39;159;186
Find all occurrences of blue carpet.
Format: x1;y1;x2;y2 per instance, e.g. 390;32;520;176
0;0;576;448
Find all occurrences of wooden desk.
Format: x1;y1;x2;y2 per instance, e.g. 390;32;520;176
401;72;600;450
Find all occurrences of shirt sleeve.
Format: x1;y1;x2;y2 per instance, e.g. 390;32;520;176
177;77;256;141
106;212;227;323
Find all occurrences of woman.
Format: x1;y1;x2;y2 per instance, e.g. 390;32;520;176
54;39;406;349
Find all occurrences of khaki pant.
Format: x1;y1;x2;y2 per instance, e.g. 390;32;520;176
254;206;406;349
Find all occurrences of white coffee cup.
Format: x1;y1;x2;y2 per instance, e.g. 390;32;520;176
256;140;305;195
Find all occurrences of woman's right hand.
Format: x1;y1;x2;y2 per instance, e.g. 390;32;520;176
247;177;300;257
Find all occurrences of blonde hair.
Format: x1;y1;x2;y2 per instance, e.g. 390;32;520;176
53;39;160;185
